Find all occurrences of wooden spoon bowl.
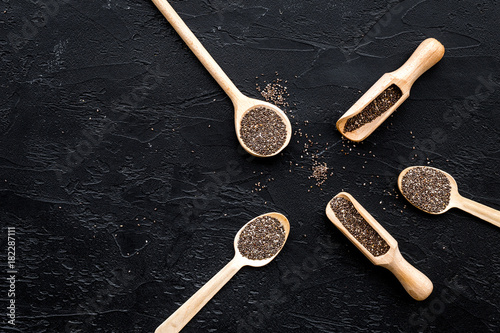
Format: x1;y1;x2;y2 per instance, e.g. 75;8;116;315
233;99;292;158
233;211;290;266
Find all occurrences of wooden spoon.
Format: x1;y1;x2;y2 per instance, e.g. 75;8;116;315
325;192;433;301
398;166;500;228
151;0;292;157
336;38;445;142
155;212;290;333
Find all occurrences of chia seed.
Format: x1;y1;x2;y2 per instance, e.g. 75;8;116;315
257;77;289;109
240;106;287;156
237;216;286;260
330;197;390;257
401;166;451;213
344;84;402;133
309;161;329;187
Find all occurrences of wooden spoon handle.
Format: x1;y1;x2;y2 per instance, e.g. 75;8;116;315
155;258;242;333
383;248;433;301
391;38;445;91
151;0;244;103
457;197;500;228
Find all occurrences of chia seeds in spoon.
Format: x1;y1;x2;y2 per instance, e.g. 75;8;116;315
344;85;402;133
330;197;390;257
240;106;287;156
237;216;285;260
401;167;451;213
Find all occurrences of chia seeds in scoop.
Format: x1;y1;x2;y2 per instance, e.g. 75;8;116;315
240;106;287;156
237;216;286;260
401;167;451;213
344;85;402;132
330;197;390;257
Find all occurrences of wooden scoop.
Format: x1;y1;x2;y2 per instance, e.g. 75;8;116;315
155;212;290;333
399;166;500;228
152;0;292;157
336;38;445;142
325;192;433;301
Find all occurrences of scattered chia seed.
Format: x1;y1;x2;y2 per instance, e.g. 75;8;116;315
330;197;390;257
237;216;286;260
401;166;451;213
309;161;329;187
257;76;290;109
240;106;287;156
344;84;402;133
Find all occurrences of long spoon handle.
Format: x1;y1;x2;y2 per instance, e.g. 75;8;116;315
151;0;244;103
383;248;433;301
458;197;500;228
391;38;445;91
155;258;242;333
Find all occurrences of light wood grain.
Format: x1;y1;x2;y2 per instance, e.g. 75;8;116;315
155;212;290;333
336;38;445;142
155;259;241;333
398;166;500;228
151;0;291;157
325;192;433;301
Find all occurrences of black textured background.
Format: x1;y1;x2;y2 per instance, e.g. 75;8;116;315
1;0;499;332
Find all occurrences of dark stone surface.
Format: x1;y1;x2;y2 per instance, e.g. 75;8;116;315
1;0;499;332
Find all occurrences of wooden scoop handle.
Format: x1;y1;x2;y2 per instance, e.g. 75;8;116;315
151;0;244;103
391;38;445;91
382;248;433;301
155;258;242;333
457;197;500;228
